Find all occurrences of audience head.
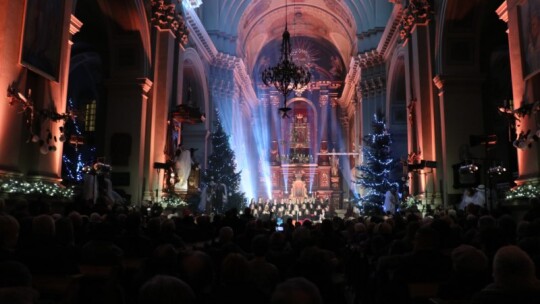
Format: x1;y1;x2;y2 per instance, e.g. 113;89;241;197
152;244;178;270
89;212;102;223
0;214;19;250
270;277;323;304
478;215;496;231
179;250;214;291
161;219;176;234
68;211;83;229
492;245;540;289
251;234;269;257
55;217;74;245
32;214;55;238
451;244;488;273
0;261;32;288
139;275;195;304
218;226;234;243
220;253;249;285
413;226;440;250
0;261;38;304
354;222;366;234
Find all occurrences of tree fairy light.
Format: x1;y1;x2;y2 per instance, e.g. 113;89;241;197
355;114;399;215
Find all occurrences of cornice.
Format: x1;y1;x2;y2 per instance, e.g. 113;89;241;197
377;4;405;60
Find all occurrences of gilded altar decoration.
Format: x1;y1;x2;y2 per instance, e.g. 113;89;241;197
290;113;310;149
291;171;308;198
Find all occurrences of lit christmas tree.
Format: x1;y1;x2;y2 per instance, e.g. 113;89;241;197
62;98;95;183
202;112;245;212
355;114;398;215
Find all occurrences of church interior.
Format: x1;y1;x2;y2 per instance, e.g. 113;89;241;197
2;1;540;303
1;0;537;212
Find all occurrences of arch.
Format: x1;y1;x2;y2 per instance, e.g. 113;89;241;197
182;47;211;168
237;1;357;72
96;0;152;74
286;97;320;152
386;50;408;182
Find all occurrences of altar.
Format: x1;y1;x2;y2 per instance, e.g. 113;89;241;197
267;113;343;209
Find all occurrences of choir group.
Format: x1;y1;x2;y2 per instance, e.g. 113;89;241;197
247;197;335;222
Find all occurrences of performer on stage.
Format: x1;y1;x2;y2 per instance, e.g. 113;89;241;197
384;187;398;214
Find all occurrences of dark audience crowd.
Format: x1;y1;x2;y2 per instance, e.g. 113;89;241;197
1;196;540;304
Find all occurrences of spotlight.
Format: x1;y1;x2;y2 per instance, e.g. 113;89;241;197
488;165;507;176
459;163;478;174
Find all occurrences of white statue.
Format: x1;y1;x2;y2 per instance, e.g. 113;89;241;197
331;149;339;176
174;147;193;192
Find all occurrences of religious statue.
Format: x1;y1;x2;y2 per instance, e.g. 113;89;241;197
174;146;193;192
290;171;308;199
330;149;339;176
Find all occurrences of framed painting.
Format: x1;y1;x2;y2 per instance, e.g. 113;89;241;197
20;0;66;82
519;1;540;79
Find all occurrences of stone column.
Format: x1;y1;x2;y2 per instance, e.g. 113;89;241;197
501;0;540;184
105;78;152;204
433;75;448;207
142;26;176;202
18;4;77;183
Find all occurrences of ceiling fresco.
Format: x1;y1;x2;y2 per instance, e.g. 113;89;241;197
253;36;346;84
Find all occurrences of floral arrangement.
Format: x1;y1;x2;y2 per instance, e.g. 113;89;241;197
402;195;422;209
161;194;188;207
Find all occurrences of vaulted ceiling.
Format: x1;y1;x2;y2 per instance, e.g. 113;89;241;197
199;0;392;76
236;0;357;72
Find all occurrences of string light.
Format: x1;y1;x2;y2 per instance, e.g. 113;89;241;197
355;114;399;214
505;183;540;200
0;179;74;198
62;98;96;183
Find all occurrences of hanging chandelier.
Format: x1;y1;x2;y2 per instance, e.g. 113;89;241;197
261;0;311;118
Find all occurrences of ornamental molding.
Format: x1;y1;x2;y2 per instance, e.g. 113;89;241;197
338;56;361;114
183;3;218;62
398;0;433;43
377;4;405;60
150;0;189;45
69;15;83;36
360;76;386;97
496;1;509;34
359;50;383;69
433;75;444;91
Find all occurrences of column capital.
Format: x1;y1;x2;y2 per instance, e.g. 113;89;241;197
496;1;509;34
150;0;189;45
398;0;433;43
138;78;153;96
433;75;444;93
69;15;83;36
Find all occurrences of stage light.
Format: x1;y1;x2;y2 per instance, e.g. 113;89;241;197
459;163;478;174
488;165;507;176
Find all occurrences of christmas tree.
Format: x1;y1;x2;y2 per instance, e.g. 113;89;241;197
202;112;245;212
62;98;95;183
355;114;398;215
